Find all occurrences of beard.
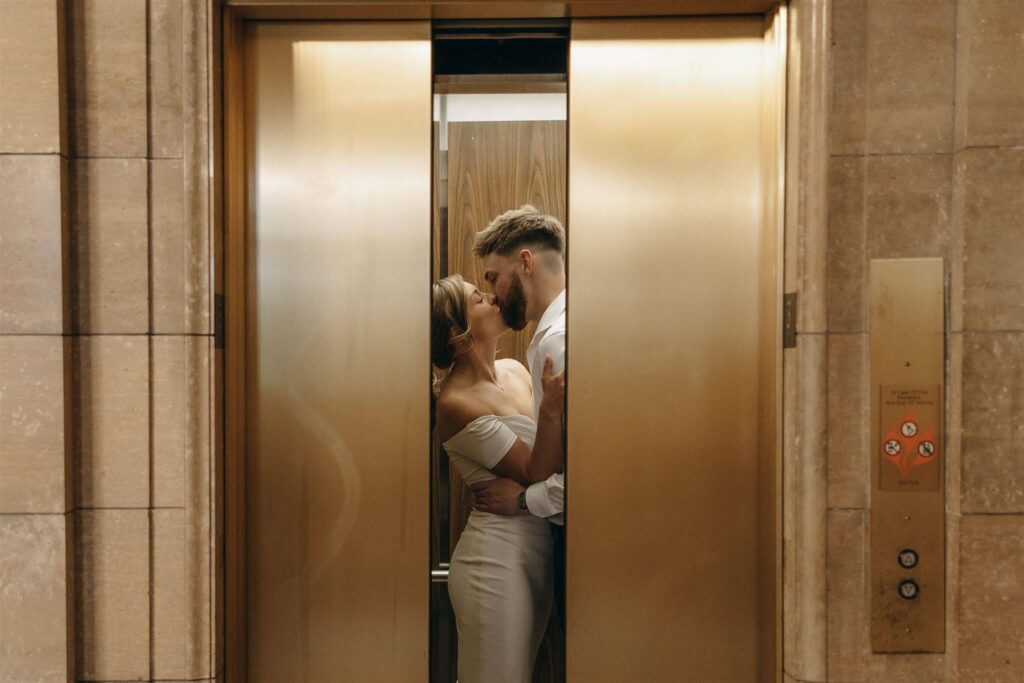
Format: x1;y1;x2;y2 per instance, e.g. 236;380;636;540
499;272;528;331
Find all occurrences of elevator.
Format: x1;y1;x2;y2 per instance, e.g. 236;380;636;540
224;3;785;681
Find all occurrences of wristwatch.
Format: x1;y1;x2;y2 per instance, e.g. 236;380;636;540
516;489;529;514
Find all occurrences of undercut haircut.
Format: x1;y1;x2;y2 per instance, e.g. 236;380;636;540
472;205;566;260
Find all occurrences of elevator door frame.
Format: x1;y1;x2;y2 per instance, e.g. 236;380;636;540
221;3;789;682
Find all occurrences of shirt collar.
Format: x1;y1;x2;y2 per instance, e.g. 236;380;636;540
535;289;566;334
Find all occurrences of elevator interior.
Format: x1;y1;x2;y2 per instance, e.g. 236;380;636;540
229;6;785;682
430;23;569;682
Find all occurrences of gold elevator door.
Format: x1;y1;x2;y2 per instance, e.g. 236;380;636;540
566;15;781;683
239;14;781;683
244;22;431;682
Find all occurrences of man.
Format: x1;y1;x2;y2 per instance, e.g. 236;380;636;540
470;204;566;525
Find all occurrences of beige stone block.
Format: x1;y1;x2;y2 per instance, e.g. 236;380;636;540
0;155;67;334
946;332;963;516
961;332;1024;513
71;158;149;333
827;155;866;333
959;148;1024;332
864;652;947;682
152;159;210;333
0;0;65;153
153;335;211;507
826;508;867;681
0;514;70;682
827;334;868;509
184;343;214;679
865;154;953;263
957;514;1024;681
830;0;868;155
0;336;69;513
75;508;149;680
784;0;829;334
956;0;1024;149
67;0;147;157
866;0;956;154
782;335;827;682
153;508;187;679
75;335;149;508
182;0;213;335
149;0;184;158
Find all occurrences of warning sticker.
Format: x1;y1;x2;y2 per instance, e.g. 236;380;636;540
879;385;941;492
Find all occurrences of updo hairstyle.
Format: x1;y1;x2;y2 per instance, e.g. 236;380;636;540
431;274;474;370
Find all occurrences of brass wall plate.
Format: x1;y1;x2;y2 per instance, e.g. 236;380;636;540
869;258;945;653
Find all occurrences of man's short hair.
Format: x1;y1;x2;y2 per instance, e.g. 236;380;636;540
473;205;566;259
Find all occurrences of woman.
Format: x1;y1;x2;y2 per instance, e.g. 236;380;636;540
432;274;565;683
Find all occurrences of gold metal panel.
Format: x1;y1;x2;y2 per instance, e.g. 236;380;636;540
568;16;776;683
228;1;780;21
244;22;430;681
869;258;945;653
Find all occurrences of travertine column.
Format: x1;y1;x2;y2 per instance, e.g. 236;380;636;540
63;0;219;681
0;1;217;681
826;0;1024;681
0;2;73;681
952;2;1024;680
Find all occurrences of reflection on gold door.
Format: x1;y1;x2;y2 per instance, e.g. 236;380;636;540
244;22;431;681
567;15;783;683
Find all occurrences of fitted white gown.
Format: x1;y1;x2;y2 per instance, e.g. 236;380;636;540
442;414;554;683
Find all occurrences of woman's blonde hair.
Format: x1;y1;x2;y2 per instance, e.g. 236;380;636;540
431;274;474;373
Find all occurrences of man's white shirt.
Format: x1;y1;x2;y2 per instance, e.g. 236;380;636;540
524;289;565;525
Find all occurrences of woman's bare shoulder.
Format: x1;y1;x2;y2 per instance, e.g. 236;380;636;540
436;386;489;441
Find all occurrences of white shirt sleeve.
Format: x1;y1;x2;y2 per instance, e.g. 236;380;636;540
524;472;564;523
525;328;565;524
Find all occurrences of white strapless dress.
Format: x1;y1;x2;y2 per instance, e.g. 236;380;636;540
442;414;554;683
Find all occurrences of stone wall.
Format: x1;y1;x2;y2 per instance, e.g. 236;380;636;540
823;0;1023;681
0;1;1020;681
0;1;220;681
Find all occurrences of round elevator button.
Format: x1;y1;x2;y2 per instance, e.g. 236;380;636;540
898;549;919;569
898;579;920;600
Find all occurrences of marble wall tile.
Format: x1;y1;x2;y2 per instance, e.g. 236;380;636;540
75;508;149;680
955;0;1024;149
74;336;150;509
960;332;1024;513
946;332;963;517
0;336;69;514
153;508;187;679
67;0;147;157
0;155;67;334
149;0;184;158
864;154;953;263
957;514;1024;681
865;0;956;154
827;155;866;333
785;0;830;334
153;335;210;508
71;158;149;334
829;0;868;155
182;0;213;336
958;148;1024;333
152;159;209;333
184;340;214;679
827;334;868;509
0;0;65;153
0;514;70;683
826;508;867;681
782;335;828;682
